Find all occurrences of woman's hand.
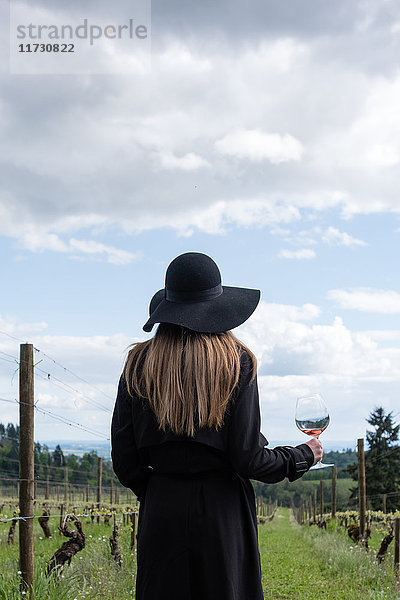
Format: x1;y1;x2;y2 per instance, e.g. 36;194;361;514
305;437;323;463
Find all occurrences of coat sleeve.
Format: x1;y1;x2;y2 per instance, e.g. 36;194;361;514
111;374;149;500
227;355;315;483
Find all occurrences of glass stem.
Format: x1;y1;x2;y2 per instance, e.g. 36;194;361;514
315;435;322;464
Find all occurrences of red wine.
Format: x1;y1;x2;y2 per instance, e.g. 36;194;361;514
295;415;329;436
298;427;325;436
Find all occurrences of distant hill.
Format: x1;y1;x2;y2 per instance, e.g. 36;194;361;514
39;439;112;459
37;439;356;461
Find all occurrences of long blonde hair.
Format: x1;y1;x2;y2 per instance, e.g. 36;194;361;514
124;323;257;437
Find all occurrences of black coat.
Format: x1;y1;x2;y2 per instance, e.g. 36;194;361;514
111;352;314;600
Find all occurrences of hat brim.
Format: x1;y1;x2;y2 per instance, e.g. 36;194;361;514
143;286;260;333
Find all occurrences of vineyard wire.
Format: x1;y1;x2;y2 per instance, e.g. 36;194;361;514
33;346;115;401
0;397;110;440
1;349;113;413
0;349;19;362
0;509;137;524
0;329;115;401
0;356;18;365
0;456;112;478
34;368;111;413
0;476;118;489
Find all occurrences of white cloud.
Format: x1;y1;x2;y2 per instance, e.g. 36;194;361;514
158;151;210;171
131;198;301;237
21;230;69;253
68;238;136;265
157;42;213;73
361;330;400;342
215;129;303;164
322;226;367;247
310;73;400;219
390;21;400;34
238;301;400;381
279;225;367;251
327;288;400;314
278;248;316;260
237;300;400;380
0;315;47;337
14;226;138;265
2;31;400;245
250;302;322;325
365;144;400;168
233;300;400;439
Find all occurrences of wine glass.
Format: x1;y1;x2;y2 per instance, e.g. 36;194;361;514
295;393;334;470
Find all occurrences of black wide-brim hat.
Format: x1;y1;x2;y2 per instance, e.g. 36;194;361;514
143;252;260;333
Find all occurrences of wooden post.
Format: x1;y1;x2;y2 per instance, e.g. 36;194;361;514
115;486;120;505
64;467;69;504
97;457;102;507
331;466;337;518
130;512;137;549
19;343;35;598
394;517;399;574
313;488;317;522
59;504;64;533
45;475;49;500
357;438;366;540
96;457;102;524
382;494;387;514
110;480;114;505
86;483;89;503
319;480;324;518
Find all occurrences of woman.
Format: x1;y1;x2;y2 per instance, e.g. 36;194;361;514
111;252;322;600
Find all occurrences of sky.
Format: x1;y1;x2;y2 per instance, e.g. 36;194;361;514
1;0;400;450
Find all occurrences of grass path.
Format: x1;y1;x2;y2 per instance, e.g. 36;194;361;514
258;508;399;600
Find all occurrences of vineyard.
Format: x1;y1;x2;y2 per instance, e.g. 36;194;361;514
0;500;138;600
1;496;400;599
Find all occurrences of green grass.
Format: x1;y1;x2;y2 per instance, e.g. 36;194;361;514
1;505;399;599
0;507;137;600
259;508;400;600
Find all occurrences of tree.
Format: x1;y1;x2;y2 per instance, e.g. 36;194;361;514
0;421;125;497
52;444;65;468
6;423;19;440
348;407;400;511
